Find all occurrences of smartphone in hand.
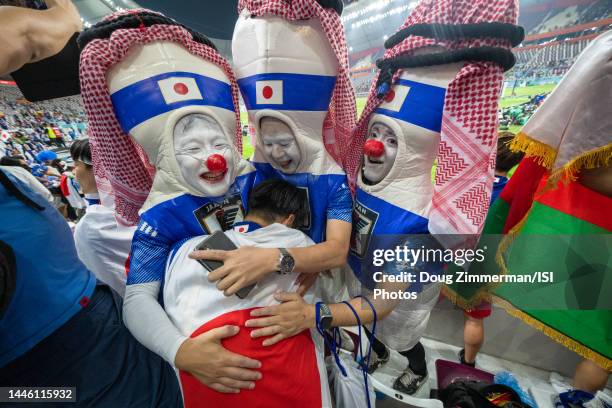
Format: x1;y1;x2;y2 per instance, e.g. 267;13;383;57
195;231;256;299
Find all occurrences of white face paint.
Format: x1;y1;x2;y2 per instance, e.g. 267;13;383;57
173;113;235;196
260;117;301;174
362;122;398;184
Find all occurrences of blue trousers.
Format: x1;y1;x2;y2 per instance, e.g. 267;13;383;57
0;285;183;407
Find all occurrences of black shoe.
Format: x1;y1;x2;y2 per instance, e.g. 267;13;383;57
459;349;476;368
366;349;389;374
392;367;428;395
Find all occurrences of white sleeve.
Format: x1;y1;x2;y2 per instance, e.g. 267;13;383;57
123;281;188;365
74;207;134;297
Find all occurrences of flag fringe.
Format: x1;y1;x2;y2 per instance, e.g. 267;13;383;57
493;296;612;371
510;132;556;169
441;285;493;310
495;209;531;274
548;143;612;185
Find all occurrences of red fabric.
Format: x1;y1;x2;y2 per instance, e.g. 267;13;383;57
349;0;519;237
498;157;548;233
463;301;492;319
179;308;322;408
535;177;612;231
59;174;70;197
80;10;243;225
238;0;356;170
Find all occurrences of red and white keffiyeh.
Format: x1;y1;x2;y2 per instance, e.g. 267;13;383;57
79;10;243;225
349;0;519;238
238;0;356;168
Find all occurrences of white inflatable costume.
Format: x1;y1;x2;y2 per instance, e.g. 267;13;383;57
79;11;255;284
343;0;523;394
232;0;356;243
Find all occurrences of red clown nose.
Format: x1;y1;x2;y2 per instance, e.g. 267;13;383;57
206;154;227;172
363;139;384;158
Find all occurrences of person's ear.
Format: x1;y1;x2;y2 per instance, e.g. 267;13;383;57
281;214;295;227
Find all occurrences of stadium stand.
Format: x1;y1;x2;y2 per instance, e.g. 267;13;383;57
0;83;86;161
347;0;611;91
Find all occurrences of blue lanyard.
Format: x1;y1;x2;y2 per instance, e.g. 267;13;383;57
315;297;378;408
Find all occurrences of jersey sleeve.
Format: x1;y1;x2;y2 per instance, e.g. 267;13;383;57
127;219;172;285
327;179;353;223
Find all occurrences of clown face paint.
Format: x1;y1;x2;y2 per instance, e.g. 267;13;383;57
173;113;235;197
362;122;398;184
260;117;302;174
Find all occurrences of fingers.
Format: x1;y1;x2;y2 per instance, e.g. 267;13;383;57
225;279;257;297
207;265;231;283
220;367;262;382
200;325;239;341
216;272;239;293
224;351;262;369
190;249;228;262
250;325;282;339
273;291;301;302
245;315;278;328
262;333;286;347
216;377;256;391
249;305;281;317
222;276;244;296
208;383;239;394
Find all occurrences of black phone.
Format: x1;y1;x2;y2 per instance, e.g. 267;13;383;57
195;231;256;299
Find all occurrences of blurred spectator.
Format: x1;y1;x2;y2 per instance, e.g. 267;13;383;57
71;139;135;297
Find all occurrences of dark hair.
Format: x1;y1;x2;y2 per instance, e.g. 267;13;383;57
247;179;308;227
0;156;29;171
496;132;524;172
70;138;92;166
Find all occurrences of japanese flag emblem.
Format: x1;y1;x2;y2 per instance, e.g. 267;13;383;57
158;77;203;104
379;84;410;112
256;80;283;105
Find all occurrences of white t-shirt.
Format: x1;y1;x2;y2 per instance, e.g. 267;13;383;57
74;204;136;297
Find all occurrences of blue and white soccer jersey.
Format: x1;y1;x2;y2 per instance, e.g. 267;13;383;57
348;188;429;289
127;172;256;285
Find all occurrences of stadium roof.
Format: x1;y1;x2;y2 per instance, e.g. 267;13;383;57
75;0;239;37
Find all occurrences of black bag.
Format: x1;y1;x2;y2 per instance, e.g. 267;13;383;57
440;379;532;408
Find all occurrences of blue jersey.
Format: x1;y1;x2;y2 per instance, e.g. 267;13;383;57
348;187;429;288
253;163;353;244
0;168;96;366
127;172;256;285
490;175;508;205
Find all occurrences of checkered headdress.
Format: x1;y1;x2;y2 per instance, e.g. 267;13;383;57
79;10;243;225
237;0;356;167
350;0;523;238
